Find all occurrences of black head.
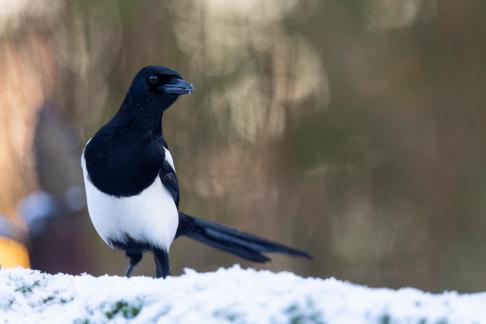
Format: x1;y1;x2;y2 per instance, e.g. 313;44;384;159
125;65;193;111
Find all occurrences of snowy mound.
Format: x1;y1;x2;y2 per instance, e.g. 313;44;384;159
0;266;483;323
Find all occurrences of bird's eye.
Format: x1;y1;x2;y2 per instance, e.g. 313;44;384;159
148;75;159;86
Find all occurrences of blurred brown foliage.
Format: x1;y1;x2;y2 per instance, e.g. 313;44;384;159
1;0;486;292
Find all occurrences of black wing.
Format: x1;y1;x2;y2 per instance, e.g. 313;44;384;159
159;156;180;208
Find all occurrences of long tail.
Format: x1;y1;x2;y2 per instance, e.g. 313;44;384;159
176;212;311;263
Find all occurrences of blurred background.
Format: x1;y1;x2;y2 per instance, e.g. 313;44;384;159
1;0;485;292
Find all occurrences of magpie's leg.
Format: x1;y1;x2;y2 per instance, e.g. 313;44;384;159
153;248;171;279
124;252;143;277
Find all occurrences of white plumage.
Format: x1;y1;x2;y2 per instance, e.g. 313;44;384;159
164;147;175;170
81;147;179;251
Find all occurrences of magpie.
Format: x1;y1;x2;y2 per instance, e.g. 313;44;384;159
81;66;310;278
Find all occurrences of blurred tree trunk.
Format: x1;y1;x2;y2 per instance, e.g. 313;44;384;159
0;36;54;222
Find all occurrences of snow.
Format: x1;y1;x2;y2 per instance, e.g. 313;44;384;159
0;266;484;323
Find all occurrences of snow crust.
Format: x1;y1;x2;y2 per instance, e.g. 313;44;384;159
0;266;484;323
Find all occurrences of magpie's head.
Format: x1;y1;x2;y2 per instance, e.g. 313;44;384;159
127;65;193;110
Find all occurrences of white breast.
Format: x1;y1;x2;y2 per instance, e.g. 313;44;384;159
81;151;179;251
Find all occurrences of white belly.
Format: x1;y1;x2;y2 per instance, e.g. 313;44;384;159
81;154;178;251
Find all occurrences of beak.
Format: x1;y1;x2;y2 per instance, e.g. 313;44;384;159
158;79;193;95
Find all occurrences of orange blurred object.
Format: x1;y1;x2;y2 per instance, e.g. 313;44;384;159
0;236;30;269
